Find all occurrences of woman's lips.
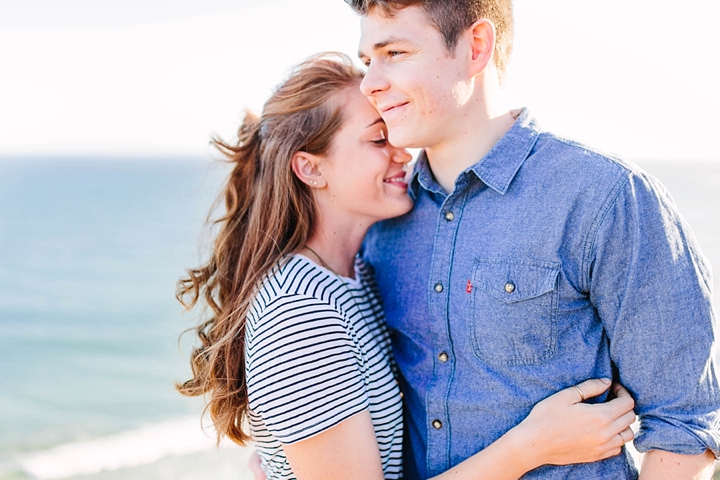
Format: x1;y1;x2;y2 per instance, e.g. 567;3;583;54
384;171;408;188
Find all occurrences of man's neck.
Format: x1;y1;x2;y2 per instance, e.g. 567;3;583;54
425;86;515;194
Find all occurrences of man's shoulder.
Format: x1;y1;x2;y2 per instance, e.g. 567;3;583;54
534;131;640;178
524;131;658;202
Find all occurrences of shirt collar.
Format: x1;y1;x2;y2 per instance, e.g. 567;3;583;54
409;152;440;200
409;108;542;198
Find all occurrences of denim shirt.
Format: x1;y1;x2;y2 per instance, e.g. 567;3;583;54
362;109;720;479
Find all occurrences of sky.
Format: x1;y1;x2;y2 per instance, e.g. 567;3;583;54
1;0;718;161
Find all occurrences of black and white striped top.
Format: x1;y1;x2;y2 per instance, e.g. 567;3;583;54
245;254;403;480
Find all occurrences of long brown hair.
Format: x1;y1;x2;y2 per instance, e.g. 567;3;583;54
177;52;364;445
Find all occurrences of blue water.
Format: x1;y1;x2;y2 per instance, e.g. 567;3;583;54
0;158;232;476
0;158;717;478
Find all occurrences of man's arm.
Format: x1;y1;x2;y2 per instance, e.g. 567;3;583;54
589;168;720;466
639;449;715;480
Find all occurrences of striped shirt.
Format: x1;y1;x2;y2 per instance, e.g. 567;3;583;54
245;254;403;480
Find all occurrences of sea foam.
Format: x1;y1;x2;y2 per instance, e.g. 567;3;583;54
20;416;231;479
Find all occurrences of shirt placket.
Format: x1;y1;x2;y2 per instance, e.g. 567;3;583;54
424;180;468;477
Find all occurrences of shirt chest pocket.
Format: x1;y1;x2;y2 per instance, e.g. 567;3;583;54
471;258;560;366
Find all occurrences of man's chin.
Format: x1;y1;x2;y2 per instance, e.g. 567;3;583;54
387;128;423;150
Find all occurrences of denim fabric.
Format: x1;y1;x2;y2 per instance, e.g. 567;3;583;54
362;109;720;479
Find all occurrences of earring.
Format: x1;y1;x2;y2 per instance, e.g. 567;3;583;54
311;180;318;186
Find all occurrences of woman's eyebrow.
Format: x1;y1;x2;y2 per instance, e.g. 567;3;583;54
366;117;385;129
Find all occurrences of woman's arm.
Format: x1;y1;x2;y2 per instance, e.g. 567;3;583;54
429;379;635;479
282;410;385;480
270;378;635;480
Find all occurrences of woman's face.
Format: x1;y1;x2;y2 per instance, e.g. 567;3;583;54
318;87;414;225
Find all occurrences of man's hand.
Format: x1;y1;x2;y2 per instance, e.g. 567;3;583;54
248;450;267;480
639;449;715;479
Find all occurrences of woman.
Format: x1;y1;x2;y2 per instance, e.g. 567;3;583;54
177;52;635;480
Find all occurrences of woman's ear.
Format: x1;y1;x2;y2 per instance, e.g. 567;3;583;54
291;151;327;188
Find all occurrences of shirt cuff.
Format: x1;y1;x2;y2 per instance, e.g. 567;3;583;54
634;415;720;459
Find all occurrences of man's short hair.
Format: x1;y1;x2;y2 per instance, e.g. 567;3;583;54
346;0;514;80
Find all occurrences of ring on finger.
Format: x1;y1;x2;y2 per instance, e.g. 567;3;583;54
573;385;585;402
618;431;627;445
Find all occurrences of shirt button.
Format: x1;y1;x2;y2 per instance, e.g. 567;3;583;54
504;282;516;294
438;352;449;363
432;419;443;430
444;211;454;221
434;283;444;293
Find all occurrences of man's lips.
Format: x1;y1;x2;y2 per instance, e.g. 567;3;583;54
380;102;409;115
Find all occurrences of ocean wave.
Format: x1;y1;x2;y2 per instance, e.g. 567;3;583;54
19;416;232;479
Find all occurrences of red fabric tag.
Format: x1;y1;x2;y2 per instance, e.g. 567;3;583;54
466;280;473;293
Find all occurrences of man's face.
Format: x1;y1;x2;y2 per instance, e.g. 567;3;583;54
358;6;474;151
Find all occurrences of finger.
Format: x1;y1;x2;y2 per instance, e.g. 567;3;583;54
573;378;612;402
609;410;637;432
576;392;634;425
618;427;634;445
604;391;635;416
612;383;632;399
597;446;623;461
592;426;636;462
605;426;634;449
595;428;634;460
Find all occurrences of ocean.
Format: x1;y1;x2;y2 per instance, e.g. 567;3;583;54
0;157;718;479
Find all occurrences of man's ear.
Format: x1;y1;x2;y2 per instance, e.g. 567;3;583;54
468;18;496;76
291;151;327;188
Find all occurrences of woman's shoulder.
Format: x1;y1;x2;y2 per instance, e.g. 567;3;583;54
250;255;328;307
244;264;361;385
245;291;349;355
247;256;348;340
269;253;350;293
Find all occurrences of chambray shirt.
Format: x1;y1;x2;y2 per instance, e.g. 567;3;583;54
362;109;720;479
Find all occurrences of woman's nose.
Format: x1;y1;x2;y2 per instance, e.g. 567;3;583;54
392;147;412;164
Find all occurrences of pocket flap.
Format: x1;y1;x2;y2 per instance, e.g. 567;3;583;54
473;258;560;303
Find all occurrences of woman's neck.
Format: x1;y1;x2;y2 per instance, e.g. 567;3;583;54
303;217;368;279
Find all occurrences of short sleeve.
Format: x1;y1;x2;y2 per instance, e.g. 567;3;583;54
246;294;369;444
589;170;720;456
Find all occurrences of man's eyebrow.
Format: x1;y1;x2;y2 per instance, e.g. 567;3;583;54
358;37;408;57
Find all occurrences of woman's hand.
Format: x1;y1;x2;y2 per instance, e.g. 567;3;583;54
248;450;267;480
512;379;636;468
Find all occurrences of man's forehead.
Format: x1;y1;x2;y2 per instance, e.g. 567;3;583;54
358;11;392;44
358;8;425;54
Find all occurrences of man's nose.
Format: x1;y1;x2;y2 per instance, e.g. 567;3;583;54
360;62;389;98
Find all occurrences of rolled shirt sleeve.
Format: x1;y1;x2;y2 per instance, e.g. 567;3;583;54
589;169;720;456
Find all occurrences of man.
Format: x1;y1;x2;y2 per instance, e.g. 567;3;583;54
351;0;720;478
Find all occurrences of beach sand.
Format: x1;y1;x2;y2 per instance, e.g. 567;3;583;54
58;447;254;480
